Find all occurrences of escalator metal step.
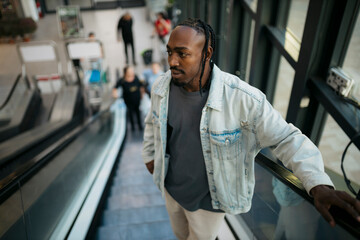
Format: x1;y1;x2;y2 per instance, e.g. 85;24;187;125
106;192;165;211
100;205;170;227
96;220;176;240
110;183;159;197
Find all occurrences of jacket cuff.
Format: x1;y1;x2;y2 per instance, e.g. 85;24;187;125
142;154;154;164
302;173;335;196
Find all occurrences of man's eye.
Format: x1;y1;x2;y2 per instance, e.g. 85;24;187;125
180;53;187;57
167;51;172;56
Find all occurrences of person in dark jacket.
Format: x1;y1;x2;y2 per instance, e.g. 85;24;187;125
113;66;143;131
117;12;137;65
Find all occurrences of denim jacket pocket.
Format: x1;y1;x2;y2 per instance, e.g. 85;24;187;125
209;129;244;207
210;129;242;161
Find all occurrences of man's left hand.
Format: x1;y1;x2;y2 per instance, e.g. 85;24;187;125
310;185;360;227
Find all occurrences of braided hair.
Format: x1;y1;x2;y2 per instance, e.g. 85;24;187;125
177;18;216;95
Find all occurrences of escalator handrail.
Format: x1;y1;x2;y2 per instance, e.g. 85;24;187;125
0;74;31;111
0;120;70;168
255;152;360;238
0;85;82;168
0;107;111;201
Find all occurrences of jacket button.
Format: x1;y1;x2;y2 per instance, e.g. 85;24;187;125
225;138;230;145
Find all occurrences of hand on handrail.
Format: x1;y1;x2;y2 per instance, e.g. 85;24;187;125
311;185;360;227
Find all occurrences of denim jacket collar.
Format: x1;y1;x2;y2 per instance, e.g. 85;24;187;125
206;65;223;111
153;71;172;97
153;64;224;111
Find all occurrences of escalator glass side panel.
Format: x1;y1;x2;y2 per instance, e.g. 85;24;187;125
0;77;27;115
0;73;22;111
0;75;40;142
235;163;356;240
50;85;79;122
18;108;117;239
0;184;27;239
10;101;124;240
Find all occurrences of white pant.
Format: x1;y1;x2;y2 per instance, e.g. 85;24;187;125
164;190;225;240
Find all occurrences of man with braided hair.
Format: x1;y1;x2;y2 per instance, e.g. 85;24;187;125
142;18;360;239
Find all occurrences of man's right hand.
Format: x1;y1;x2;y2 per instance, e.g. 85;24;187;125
146;160;154;174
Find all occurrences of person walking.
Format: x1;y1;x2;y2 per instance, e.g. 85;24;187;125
154;12;172;44
142;18;360;240
117;12;137;65
152;12;172;69
142;62;164;96
114;66;143;131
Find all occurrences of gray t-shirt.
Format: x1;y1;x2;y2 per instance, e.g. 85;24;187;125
165;82;221;212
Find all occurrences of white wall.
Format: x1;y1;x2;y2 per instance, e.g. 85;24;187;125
20;0;39;22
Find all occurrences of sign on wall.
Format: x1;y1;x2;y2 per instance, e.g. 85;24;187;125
56;5;82;39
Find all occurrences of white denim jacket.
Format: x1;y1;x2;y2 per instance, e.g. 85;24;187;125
142;65;333;214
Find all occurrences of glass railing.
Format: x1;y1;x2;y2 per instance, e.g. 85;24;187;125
0;100;126;239
230;152;359;239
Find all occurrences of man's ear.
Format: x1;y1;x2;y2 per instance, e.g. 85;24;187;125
206;46;213;61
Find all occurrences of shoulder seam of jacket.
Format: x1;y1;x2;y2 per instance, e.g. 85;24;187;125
222;76;262;103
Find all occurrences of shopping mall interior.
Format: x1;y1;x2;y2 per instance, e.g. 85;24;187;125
0;0;359;239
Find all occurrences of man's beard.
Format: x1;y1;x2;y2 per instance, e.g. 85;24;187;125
171;78;186;87
170;64;201;89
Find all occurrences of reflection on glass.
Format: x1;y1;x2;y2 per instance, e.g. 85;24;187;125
343;13;360;101
0;187;27;239
21;134;96;238
237;163;356;239
287;0;310;41
273;56;295;119
244;0;257;13
20;111;115;239
272;178;319;240
245;19;255;83
319;115;360;187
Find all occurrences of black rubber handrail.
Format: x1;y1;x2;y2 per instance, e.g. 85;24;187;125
0;74;30;110
255;152;360;238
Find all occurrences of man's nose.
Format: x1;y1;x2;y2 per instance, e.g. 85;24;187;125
168;54;179;67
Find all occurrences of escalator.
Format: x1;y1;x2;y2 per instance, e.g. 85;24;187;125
0;100;125;239
0;73;82;142
0;40;126;240
32;79;80;126
0;40;89;181
0;76;85;182
0;73;41;142
92;131;175;240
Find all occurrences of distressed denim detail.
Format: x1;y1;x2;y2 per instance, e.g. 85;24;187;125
210;129;242;159
209;128;249;208
142;64;334;214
